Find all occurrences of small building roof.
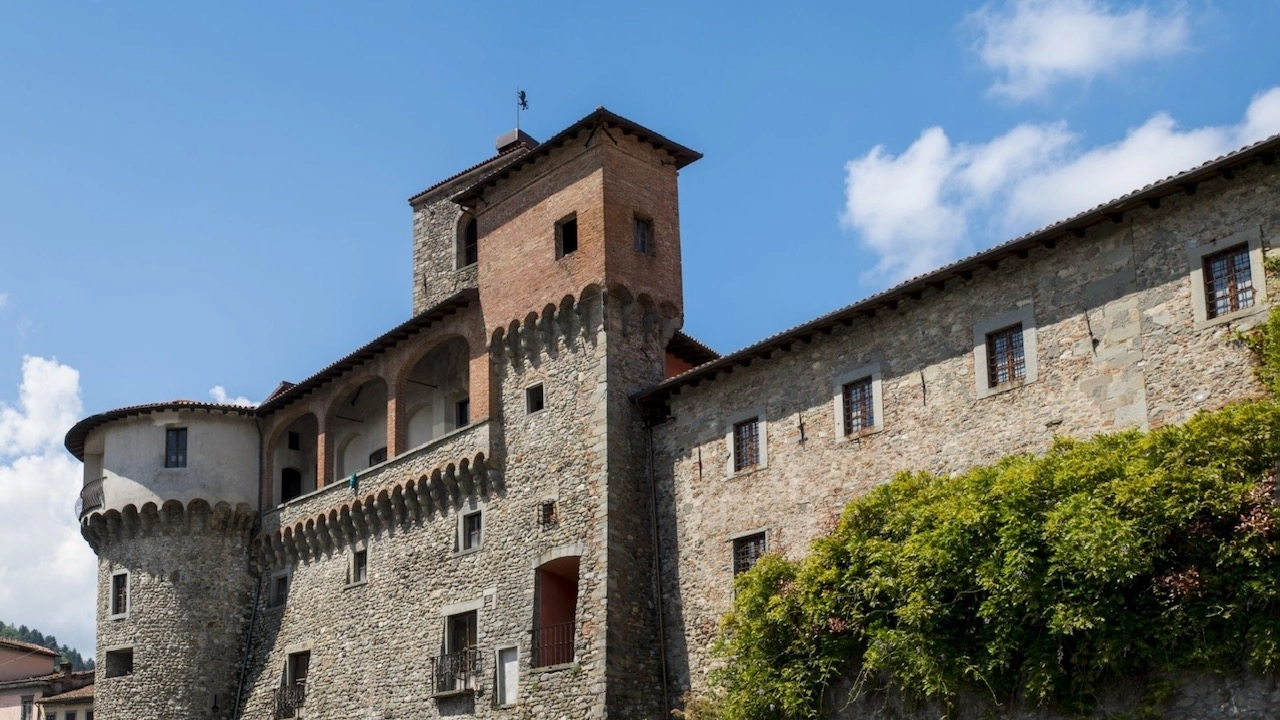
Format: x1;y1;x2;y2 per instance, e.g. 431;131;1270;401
39;683;94;704
0;638;58;658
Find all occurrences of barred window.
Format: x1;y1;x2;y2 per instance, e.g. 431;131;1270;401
1203;244;1254;319
986;324;1025;387
732;533;767;576
164;428;187;468
732;417;760;472
842;377;874;434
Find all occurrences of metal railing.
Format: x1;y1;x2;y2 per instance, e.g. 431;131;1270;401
531;620;576;667
429;649;481;695
273;681;305;719
76;477;106;519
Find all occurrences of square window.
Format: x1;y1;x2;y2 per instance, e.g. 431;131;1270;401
455;398;470;428
351;549;367;585
164;428;187;468
732;532;767;576
104;647;133;678
367;447;387;467
842;377;875;434
45;713;55;720
633;215;654;255
525;384;545;414
269;573;289;608
462;511;482;551
732;417;760;472
110;571;129;618
986;324;1026;387
556;215;578;258
1203;244;1255;319
287;431;300;451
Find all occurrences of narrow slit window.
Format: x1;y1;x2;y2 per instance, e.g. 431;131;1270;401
733;417;760;472
986;324;1026;387
164;428;187;468
461;217;478;267
732;532;767;576
1203;244;1254;319
842;377;874;434
556;216;578;257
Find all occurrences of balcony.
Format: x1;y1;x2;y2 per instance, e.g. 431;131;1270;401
273;681;305;719
76;477;105;520
531;620;576;668
429;649;482;697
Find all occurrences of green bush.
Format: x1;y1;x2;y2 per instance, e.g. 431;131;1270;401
709;401;1280;719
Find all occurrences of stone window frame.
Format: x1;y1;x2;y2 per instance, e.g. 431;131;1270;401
1187;226;1268;330
832;363;884;441
724;406;767;477
102;644;134;678
439;597;484;655
524;383;546;415
973;304;1039;399
267;568;291;610
345;542;368;589
163;426;187;469
109;569;130;620
454;497;486;556
494;644;520;708
729;527;769;577
456;213;479;270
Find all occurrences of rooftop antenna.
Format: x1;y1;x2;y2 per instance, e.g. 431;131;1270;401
516;88;528;131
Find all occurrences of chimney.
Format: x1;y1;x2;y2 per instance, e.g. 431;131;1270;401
495;129;538;154
60;661;72;677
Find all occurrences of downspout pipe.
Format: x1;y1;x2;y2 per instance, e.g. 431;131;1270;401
643;411;671;714
232;418;266;720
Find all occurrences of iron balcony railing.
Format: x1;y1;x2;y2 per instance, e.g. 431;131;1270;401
76;477;106;519
429;649;481;696
531;620;575;667
273;681;305;719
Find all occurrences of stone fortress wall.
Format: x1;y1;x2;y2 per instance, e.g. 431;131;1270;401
647;155;1280;702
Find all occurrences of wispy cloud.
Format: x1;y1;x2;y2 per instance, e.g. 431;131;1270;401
841;87;1280;283
209;386;255;407
0;356;97;657
0;293;8;309
971;0;1189;101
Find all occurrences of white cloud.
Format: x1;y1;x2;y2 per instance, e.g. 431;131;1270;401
972;0;1189;101
841;87;1280;283
209;386;255;407
0;356;97;657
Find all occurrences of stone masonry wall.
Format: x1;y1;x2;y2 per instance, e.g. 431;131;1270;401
241;287;616;719
91;504;255;720
653;160;1280;701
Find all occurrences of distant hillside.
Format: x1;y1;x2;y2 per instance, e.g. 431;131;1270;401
0;622;94;671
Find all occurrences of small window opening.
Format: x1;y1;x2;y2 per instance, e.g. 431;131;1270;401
164;428;187;468
277;650;309;718
104;647;134;678
280;468;303;503
533;556;579;667
351;549;367;584
539;500;558;527
525;384;545;414
20;697;32;720
269;573;289;608
455;398;470;428
461;217;478;268
110;572;128;617
556;215;578;258
842;377;874;434
733;532;767;576
1203;244;1254;319
732;417;760;472
633;215;654;255
368;447;387;467
287;431;300;451
986;324;1026;387
461;511;482;551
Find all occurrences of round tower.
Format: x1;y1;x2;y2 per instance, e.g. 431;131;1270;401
66;401;259;720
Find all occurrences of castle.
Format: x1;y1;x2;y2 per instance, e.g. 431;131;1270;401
66;108;1280;719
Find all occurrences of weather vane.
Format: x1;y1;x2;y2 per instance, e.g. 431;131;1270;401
517;88;528;130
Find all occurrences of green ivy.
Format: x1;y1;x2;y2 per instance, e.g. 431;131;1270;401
706;402;1280;719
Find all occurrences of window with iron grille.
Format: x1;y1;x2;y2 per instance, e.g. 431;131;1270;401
986;324;1026;387
164;428;187;468
633;215;654;255
1203;244;1254;319
732;533;767;576
842;377;874;434
539;500;558;526
732;417;760;472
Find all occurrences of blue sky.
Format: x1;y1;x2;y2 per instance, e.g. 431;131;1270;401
1;0;1277;657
